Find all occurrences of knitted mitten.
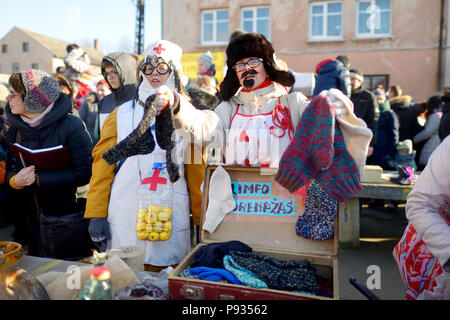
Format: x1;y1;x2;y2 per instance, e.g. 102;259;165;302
295;180;338;240
155;93;181;183
275;94;335;192
315;125;362;202
102;95;157;165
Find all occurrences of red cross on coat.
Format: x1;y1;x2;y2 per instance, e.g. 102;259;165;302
153;43;166;55
142;169;167;191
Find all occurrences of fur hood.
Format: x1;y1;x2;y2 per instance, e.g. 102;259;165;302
389;95;412;108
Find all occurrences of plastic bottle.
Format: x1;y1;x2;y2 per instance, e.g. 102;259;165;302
74;266;113;300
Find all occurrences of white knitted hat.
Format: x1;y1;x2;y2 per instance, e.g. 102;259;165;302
203;166;236;233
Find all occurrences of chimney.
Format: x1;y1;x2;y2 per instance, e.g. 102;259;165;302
93;39;99;50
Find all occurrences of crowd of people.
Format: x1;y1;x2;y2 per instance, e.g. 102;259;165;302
0;29;449;299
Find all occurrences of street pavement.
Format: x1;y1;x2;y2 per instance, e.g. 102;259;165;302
0;202;408;300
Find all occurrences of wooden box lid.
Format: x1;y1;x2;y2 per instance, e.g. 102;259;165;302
200;165;338;258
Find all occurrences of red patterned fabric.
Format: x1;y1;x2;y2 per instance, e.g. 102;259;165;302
393;212;450;300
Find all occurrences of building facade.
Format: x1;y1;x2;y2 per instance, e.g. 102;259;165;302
162;0;448;102
0;27;104;77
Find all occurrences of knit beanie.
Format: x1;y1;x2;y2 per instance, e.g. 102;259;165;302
198;51;213;70
203;166;236;233
20;69;60;114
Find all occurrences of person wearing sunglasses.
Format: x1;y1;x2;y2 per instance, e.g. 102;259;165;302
85;40;203;271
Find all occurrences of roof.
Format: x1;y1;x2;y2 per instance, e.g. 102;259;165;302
17;27;105;66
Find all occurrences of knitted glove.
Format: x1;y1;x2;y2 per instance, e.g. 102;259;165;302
102;94;157;165
88;218;111;252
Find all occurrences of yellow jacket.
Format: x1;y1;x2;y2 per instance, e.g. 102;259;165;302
84;107;119;218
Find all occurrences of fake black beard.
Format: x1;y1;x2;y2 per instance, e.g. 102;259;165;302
243;79;255;90
241;69;258;90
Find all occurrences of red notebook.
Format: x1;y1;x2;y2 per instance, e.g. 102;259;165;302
10;143;73;172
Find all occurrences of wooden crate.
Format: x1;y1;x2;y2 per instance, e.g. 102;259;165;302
168;165;339;300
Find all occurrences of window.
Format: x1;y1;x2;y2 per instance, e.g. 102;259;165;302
241;6;270;40
12;63;19;73
309;1;343;40
31;63;39;69
23;42;29;52
201;9;229;45
362;74;389;92
356;0;391;38
2;44;7;53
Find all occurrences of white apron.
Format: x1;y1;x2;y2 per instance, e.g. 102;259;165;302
107;101;191;266
225;100;293;167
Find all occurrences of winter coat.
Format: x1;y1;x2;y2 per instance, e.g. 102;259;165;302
367;100;399;169
350;88;379;146
5;93;93;217
438;96;450;141
78;92;100;144
405;135;450;270
413;110;442;166
313;59;351;98
389;95;422;142
98;52;137;134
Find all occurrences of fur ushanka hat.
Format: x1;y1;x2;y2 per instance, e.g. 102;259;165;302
220;33;295;101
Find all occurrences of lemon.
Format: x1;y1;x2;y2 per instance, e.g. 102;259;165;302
137;231;148;240
159;231;170;241
136;222;147;231
149;232;159;241
146;224;153;233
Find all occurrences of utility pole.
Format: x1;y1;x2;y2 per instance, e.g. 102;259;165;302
135;0;145;54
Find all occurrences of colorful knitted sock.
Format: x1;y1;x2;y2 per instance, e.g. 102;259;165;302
102;95;156;165
296;179;338;240
275;94;335;193
315;125;362;202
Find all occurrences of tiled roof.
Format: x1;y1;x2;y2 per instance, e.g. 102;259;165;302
18;27;105;65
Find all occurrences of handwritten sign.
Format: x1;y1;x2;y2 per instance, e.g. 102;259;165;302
230;181;295;217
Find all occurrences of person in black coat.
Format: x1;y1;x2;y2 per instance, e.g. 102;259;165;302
4;69;94;259
313;58;351;98
438;90;450;141
367;87;399;169
349;68;379;156
388;85;423;142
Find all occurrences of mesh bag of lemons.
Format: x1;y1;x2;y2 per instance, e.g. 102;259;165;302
136;167;173;242
136;204;172;241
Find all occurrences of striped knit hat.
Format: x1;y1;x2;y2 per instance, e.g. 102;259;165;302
20;69;60;113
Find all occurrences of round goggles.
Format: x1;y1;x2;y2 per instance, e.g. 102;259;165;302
140;57;171;75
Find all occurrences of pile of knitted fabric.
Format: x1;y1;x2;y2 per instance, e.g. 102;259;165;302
179;241;321;296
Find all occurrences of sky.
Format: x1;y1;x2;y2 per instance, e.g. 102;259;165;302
0;0;162;54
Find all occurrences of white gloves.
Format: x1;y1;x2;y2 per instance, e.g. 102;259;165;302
321;88;354;118
155;85;175;114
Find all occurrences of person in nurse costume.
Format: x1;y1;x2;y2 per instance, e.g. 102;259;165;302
84;40;196;271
